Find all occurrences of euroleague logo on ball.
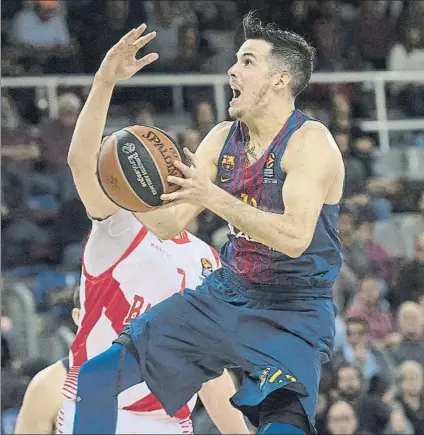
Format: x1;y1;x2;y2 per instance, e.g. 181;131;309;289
122;142;136;154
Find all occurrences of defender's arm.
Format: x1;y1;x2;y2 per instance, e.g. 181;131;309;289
67;77;119;220
205;126;344;257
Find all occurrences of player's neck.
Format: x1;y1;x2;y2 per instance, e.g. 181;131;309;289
244;100;295;146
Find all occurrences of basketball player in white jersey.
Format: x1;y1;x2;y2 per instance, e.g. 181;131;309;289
15;290;80;434
62;24;249;435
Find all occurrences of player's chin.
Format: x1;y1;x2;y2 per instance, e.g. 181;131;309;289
228;105;242;120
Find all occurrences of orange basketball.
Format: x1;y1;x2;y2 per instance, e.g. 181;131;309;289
96;125;188;212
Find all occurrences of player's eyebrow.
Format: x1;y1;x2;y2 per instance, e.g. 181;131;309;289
236;51;258;60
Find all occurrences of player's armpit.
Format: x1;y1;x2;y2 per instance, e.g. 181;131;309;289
133;121;232;239
67;77;119;220
199;369;250;434
15;360;67;434
280;125;344;255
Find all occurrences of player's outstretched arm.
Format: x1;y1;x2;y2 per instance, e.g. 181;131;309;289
133;121;231;239
199;369;251;434
163;124;344;257
14;361;67;434
67;24;158;220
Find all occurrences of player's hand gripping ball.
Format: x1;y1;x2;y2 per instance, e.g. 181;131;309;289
97;125;189;212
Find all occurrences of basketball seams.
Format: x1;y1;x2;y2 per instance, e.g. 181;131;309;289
123;127;167;194
97;136;152;212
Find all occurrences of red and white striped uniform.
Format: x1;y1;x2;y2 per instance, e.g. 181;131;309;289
57;209;220;434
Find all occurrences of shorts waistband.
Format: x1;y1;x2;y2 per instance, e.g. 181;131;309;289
221;267;333;301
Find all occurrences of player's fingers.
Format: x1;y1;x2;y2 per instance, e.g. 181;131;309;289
133;31;157;50
136;53;159;69
120;27;140;45
158;198;186;209
167;175;190;187
125;24;147;43
172;160;193;176
183;148;198;168
160;192;183;201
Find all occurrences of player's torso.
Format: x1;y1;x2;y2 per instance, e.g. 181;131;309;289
64;209;218;415
217;109;343;288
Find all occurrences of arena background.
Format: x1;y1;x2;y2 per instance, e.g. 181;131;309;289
1;0;424;433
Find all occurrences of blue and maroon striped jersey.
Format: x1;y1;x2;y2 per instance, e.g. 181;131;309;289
217;109;343;287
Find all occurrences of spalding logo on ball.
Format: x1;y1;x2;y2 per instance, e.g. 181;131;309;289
96;125;189;213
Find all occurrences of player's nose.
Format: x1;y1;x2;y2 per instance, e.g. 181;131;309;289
227;63;238;78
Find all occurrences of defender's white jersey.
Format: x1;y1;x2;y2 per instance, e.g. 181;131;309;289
60;209;220;429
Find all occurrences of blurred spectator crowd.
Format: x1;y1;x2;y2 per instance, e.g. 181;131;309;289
2;0;424;434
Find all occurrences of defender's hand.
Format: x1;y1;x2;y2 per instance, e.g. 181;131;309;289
96;24;158;85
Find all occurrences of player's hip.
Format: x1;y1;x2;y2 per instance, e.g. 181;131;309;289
199;266;334;309
58;399;193;435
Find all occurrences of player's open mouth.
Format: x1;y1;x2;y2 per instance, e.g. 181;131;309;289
230;88;242;104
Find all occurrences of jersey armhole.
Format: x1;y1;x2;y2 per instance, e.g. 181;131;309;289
216;121;238;174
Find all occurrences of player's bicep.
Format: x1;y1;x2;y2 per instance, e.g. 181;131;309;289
69;139;119;220
282;129;341;241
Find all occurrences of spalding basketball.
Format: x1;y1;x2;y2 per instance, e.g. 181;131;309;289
97;125;189;212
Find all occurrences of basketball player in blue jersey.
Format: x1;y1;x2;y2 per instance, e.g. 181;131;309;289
72;12;344;435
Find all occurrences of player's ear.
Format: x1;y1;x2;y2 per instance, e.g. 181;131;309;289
274;71;291;91
72;308;80;327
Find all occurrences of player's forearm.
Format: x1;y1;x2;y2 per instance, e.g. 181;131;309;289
134;203;203;239
199;370;250;435
67;75;115;171
205;184;308;258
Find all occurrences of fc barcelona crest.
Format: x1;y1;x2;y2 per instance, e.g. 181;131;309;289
222;155;235;171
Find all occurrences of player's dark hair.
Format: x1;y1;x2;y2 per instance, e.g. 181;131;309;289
242;10;315;97
73;287;80;309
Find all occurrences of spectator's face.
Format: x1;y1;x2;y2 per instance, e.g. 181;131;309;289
327;401;358;435
337;366;362;401
134;109;154;126
314;20;337;52
316;392;328;417
182;27;199;51
195;102;214;125
332;93;351;117
346;321;368;348
59;108;79;127
181;129;201;153
291;1;309;19
106;0;130;22
399;303;424;340
334;132;350;157
357;221;374;244
406;26;422;48
401;363;423;396
156;1;175;24
36;4;57;22
359;277;380;306
338;212;354;244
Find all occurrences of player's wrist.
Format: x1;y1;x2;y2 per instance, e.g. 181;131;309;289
203;183;222;209
93;72;117;89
